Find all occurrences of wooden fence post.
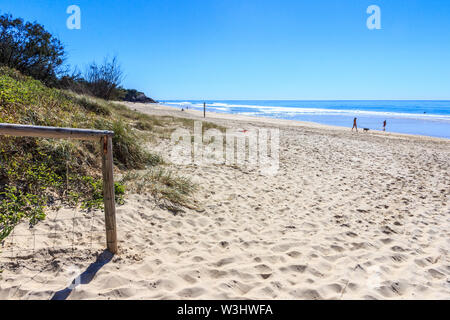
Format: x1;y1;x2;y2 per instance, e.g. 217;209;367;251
0;123;118;254
101;135;118;254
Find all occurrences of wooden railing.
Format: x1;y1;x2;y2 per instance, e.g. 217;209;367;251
0;123;118;254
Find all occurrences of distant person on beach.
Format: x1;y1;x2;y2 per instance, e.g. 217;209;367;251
352;117;358;132
383;120;386;131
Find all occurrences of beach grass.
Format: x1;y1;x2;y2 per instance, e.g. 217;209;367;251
120;168;198;213
0;66;206;241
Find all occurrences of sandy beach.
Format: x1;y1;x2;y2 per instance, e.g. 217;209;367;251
1;103;449;300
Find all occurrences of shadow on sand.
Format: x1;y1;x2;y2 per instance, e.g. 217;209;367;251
51;250;114;300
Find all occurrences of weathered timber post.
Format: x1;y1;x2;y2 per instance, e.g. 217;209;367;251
0;123;118;254
101;135;118;254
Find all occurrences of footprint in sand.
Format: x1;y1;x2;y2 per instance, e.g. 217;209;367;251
254;264;272;273
290;288;322;299
391;245;406;252
259;273;272;280
271;244;291;252
380;238;393;244
330;245;345;252
177;287;206;298
428;268;445;279
179;273;198;284
215;257;235;267
192;256;204;262
286;251;302;258
288;264;307;273
208;269;228;279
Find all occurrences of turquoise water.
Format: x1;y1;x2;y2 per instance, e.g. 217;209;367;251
161;100;450;139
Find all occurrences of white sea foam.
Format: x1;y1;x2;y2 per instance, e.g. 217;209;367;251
163;101;450;122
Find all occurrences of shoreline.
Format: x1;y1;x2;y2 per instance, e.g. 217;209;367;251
151;103;450;143
159;100;450;141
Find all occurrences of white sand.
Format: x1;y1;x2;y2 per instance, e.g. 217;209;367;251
1;103;449;299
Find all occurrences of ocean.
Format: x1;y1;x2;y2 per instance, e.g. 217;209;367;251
161;100;450;139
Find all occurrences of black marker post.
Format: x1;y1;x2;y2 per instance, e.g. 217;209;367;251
203;102;206;118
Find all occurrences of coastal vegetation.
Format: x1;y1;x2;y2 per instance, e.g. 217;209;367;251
0;13;211;241
0;13;154;102
0;65;202;241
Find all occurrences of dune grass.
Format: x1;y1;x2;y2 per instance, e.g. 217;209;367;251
0;67;202;241
120;168;198;213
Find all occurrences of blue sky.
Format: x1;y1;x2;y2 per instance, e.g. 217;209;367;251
1;0;450;100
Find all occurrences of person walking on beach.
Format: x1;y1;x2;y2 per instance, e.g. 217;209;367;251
383;120;386;131
352;117;358;132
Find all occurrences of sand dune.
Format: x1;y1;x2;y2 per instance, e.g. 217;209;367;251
1;103;449;299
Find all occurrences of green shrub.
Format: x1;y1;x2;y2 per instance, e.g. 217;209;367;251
0;66;200;240
101;120;163;169
0;68;148;240
72;95;111;116
0;14;65;86
0;186;46;240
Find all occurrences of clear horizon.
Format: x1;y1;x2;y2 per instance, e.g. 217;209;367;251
160;100;450;139
162;99;450;101
1;0;450;100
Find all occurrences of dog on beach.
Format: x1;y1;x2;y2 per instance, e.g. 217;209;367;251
363;128;370;132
